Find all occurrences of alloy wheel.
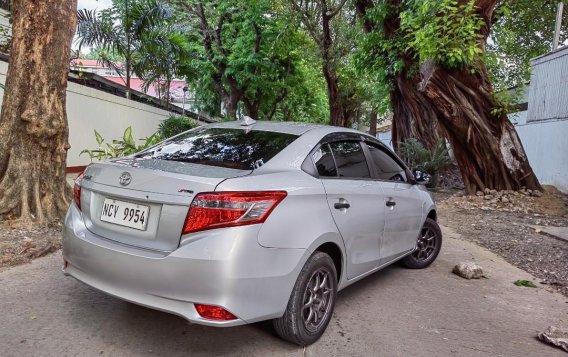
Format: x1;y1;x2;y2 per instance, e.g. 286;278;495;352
302;268;333;332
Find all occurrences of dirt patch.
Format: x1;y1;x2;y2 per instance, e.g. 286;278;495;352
435;185;568;297
0;223;62;270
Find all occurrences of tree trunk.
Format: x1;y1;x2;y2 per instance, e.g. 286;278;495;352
223;90;241;120
417;62;541;194
0;0;77;225
391;74;442;151
355;0;541;193
323;64;348;127
321;8;348;128
369;110;377;136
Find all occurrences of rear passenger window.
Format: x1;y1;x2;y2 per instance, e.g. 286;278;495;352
313;144;337;177
365;143;407;182
329;141;371;178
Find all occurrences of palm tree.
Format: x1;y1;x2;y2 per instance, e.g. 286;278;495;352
75;0;172;99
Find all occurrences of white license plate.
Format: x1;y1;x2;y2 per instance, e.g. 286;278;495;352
100;198;149;231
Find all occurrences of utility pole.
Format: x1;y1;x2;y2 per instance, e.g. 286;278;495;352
553;1;564;50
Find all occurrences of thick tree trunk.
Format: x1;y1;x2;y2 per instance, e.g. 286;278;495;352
0;0;77;225
323;64;348;127
417;62;541;194
356;0;541;193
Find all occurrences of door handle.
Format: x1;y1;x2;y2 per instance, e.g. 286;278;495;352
334;202;350;210
386;199;396;207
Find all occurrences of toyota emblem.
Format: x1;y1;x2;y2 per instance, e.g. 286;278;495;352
119;172;132;186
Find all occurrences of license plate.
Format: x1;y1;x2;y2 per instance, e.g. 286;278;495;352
100;198;149;231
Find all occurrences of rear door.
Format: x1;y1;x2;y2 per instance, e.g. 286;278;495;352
315;140;386;279
363;142;424;264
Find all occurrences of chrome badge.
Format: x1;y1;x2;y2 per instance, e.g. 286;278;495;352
119;172;132;186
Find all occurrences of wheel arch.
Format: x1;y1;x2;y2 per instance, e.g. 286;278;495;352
314;242;343;283
427;209;437;221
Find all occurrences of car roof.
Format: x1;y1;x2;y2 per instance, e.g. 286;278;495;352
207;120;367;137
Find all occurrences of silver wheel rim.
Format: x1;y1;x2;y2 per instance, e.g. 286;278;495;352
302;268;333;332
412;227;438;262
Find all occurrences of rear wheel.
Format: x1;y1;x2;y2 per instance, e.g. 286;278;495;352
402;218;442;269
273;252;337;346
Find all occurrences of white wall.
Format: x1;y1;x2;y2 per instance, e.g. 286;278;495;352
65;83;175;166
516;119;568;193
0;60;201;168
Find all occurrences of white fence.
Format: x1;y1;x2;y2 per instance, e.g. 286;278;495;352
0;60;199;168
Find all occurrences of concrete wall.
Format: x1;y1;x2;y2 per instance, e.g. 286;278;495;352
65;82;174;167
0;60;197;168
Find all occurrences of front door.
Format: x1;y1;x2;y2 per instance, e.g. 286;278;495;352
363;142;424;265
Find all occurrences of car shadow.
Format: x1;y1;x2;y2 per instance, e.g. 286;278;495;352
64;264;403;355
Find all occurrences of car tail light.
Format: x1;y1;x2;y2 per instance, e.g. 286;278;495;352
182;191;287;234
195;304;237;321
73;172;84;210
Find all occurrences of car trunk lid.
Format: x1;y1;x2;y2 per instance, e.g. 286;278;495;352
79;158;251;252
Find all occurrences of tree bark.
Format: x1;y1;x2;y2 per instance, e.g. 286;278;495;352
417;62;541;193
390;74;442;151
322;5;348;128
0;0;77;225
369;110;377;136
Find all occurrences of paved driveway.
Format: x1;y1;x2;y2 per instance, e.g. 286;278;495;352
1;227;566;357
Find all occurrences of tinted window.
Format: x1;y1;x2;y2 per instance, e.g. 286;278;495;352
366;143;407;182
313;144;337;177
136;128;298;170
329;141;371;178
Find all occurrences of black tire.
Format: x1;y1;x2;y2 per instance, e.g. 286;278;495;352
402;218;443;269
273;251;338;346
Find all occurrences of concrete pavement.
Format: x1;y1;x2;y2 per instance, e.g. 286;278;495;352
0;227;567;356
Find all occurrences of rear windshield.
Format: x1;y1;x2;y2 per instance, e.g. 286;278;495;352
135;127;298;170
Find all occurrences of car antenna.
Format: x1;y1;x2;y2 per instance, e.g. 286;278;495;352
241;116;257;126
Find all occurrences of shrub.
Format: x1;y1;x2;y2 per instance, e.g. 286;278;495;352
399;138;452;176
158;115;198;139
80;127;161;160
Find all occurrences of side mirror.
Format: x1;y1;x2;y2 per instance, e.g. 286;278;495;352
413;170;431;185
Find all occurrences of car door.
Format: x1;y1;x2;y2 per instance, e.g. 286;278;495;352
363;141;424;265
313;140;386;279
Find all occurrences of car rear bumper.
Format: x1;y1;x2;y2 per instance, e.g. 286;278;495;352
62;204;307;327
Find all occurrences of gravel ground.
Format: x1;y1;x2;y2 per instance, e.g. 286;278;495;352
0;224;62;269
435;187;568;297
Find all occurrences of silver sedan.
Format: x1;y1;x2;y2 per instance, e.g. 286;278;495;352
63;120;442;346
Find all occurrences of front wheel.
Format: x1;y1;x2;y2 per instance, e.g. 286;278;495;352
273;252;337;346
402;218;442;269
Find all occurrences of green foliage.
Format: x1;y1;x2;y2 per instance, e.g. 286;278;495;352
157;115;198;139
175;0;330;122
80;127;161;160
399;138;452;175
76;0;187;102
513;279;537;288
400;0;484;68
488;0;568;90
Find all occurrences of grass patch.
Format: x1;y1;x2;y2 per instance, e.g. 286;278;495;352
513;279;537;288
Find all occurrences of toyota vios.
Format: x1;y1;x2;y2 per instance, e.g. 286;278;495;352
63;120;442;346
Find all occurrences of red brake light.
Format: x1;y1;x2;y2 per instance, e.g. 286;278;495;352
195;304;237;321
73;172;84;210
182;191;287;234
